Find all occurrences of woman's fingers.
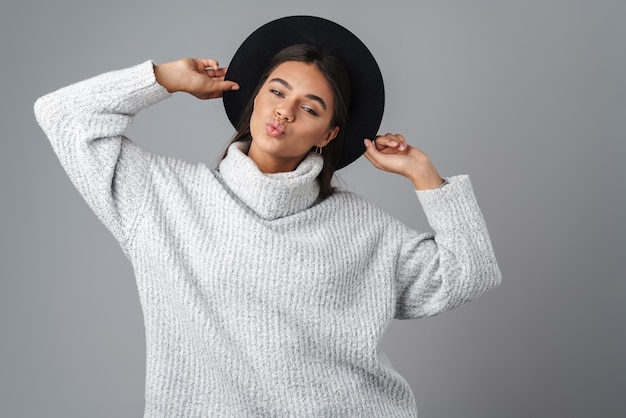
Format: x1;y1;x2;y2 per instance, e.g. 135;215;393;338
204;79;240;96
371;133;408;153
195;59;239;96
364;138;398;169
363;139;385;169
194;58;220;72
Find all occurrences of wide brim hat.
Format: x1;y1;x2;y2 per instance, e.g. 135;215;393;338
223;15;385;169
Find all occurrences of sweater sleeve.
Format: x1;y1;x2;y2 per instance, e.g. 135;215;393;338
34;61;171;248
394;175;501;319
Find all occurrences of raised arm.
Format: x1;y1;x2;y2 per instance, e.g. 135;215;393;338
34;59;239;247
363;134;501;318
394;175;501;318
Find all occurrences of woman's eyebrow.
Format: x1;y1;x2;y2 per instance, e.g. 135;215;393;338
269;77;328;111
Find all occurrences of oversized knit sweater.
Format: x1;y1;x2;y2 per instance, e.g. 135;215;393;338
34;60;501;417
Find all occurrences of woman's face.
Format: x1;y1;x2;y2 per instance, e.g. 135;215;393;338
248;61;339;173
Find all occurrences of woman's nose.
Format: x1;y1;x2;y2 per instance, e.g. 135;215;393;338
275;104;294;122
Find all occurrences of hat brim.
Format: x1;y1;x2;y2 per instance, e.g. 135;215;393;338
223;16;385;169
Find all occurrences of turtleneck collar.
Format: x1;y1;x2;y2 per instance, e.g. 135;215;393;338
217;142;323;220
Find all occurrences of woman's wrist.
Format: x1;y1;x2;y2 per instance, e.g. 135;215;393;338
153;61;181;93
411;176;446;190
405;159;445;190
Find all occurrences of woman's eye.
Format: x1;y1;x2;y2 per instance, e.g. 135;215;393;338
270;89;283;97
302;106;318;116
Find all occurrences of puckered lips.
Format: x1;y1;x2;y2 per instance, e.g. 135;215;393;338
265;121;285;138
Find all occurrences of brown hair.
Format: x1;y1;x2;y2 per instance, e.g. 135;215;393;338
222;44;351;200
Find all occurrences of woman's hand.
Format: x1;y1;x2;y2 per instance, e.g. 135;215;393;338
364;134;444;190
154;58;239;100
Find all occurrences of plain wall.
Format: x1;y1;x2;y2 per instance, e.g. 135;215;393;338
1;0;624;417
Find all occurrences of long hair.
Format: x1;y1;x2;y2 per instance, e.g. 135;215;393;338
222;44;352;201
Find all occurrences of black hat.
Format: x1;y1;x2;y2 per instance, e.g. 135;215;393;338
223;16;385;169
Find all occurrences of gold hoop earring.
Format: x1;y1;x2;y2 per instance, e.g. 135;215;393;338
316;146;323;155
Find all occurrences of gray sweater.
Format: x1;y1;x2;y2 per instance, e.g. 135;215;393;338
35;60;501;417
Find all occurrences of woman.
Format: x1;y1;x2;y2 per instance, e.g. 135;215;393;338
35;16;500;418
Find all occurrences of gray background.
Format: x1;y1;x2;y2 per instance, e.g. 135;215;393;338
1;0;624;417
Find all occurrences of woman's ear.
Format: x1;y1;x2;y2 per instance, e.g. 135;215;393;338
319;126;340;147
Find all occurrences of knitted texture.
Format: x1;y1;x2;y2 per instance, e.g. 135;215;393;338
34;61;501;417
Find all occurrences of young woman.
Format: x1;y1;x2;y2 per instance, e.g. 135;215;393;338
35;16;500;417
